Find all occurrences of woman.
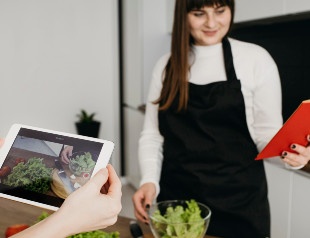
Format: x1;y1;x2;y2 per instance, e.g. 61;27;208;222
132;0;310;237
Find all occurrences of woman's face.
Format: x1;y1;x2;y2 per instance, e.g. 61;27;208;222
188;5;232;46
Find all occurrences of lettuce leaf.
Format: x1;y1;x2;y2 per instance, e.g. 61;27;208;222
152;200;206;238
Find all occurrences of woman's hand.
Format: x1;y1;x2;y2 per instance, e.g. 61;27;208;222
57;164;122;234
12;164;122;238
132;182;156;223
281;135;310;168
60;146;73;164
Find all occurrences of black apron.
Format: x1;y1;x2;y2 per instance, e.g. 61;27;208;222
158;38;270;238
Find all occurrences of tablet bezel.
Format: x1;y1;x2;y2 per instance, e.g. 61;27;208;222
0;124;114;211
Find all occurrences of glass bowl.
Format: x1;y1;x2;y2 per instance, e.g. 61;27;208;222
149;200;211;238
68;151;96;177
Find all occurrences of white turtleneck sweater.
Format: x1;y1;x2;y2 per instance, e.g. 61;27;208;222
138;38;283;195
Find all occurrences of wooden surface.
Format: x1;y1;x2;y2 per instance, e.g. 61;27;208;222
0;197;152;237
0;197;217;237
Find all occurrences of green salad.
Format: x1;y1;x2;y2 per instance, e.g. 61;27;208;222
2;157;52;193
67;230;119;238
70;152;95;176
151;200;206;238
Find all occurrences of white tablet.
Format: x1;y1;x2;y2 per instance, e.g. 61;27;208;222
0;124;114;211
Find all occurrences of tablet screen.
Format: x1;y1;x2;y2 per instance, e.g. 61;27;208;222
0;127;105;208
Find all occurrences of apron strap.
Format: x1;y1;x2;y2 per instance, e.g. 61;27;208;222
222;37;238;82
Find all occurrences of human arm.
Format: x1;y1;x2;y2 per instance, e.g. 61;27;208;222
132;98;163;223
12;164;122;238
132;55;168;223
246;45;283;153
246;43;310;168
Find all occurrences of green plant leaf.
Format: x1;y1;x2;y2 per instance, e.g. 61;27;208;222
77;109;97;123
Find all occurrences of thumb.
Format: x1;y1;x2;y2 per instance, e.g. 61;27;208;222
88;168;109;190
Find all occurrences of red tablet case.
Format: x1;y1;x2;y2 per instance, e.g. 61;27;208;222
255;100;310;160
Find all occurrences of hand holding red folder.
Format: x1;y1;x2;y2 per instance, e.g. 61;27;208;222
256;100;310;160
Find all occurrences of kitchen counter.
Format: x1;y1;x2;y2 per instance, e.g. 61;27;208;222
0;197;216;238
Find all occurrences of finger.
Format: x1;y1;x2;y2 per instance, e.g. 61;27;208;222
106;164;122;198
143;195;153;211
132;193;149;222
281;156;298;167
89;168;109;191
290;143;307;155
62;157;69;164
282;157;297;167
0;139;4;148
61;153;70;164
133;201;149;223
290;143;310;162
134;208;148;223
132;192;143;211
282;151;308;167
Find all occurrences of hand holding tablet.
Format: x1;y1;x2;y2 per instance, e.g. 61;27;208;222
0;124;114;211
8;164;122;238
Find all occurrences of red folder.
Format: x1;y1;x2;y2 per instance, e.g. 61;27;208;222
255;100;310;160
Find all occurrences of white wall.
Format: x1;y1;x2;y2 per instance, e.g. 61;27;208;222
122;0;172;108
141;0;172;103
0;0;121;172
122;0;172;187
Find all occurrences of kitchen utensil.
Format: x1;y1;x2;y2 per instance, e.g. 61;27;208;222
129;221;143;238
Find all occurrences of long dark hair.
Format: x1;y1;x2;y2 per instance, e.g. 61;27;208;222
155;0;235;111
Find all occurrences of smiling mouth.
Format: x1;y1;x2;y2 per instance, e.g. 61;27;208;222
203;30;217;36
